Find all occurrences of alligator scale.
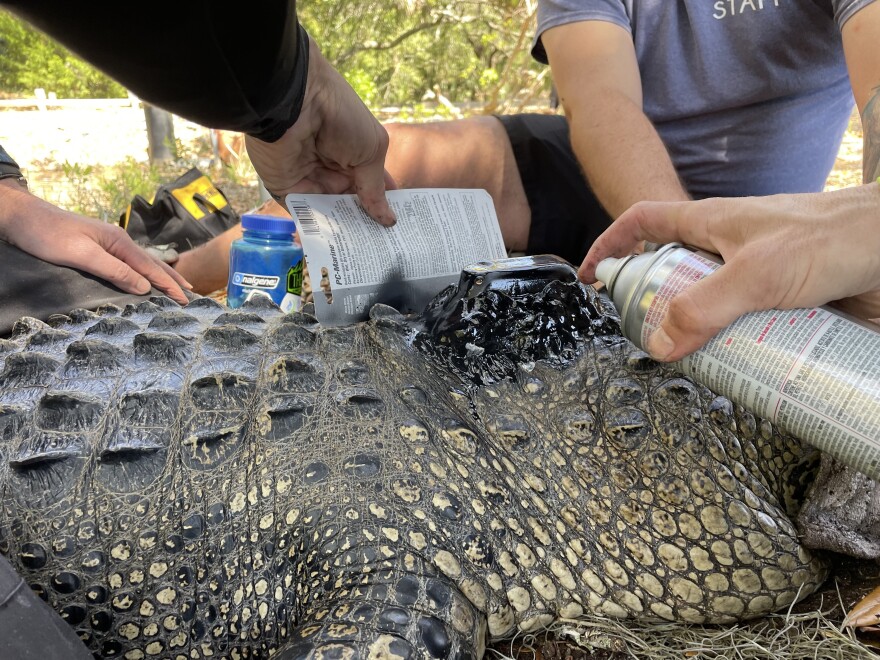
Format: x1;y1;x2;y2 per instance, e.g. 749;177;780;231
0;257;825;659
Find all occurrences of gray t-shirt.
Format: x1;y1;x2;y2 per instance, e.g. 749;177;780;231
534;0;875;197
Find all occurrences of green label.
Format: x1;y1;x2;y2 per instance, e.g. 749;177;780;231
287;260;304;295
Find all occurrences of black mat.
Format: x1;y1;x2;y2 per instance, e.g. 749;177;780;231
0;240;152;337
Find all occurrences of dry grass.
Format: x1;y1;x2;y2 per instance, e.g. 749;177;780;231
487;557;880;660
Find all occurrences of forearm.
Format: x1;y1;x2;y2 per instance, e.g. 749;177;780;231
0;179;40;244
567;89;689;219
840;1;880;184
0;178;192;302
541;21;689;219
1;1;306;141
4;0;396;224
174;225;243;295
864;86;880;183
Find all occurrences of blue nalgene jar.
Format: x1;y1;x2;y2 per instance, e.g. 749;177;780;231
227;214;304;312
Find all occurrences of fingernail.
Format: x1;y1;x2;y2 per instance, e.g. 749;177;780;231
647;328;674;361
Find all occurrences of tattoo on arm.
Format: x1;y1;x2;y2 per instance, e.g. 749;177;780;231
864;85;880;183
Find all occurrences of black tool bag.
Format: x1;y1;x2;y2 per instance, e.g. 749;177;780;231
120;167;240;251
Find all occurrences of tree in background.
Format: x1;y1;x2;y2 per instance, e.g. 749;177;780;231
0;1;548;111
0;10;125;99
301;0;548;111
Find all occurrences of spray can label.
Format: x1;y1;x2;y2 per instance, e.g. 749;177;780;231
604;246;880;480
639;251;718;348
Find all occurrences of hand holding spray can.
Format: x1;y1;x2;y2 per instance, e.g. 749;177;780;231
596;243;880;481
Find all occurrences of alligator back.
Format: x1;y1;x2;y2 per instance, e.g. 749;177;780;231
0;282;824;659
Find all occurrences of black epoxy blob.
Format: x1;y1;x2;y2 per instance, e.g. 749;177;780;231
414;259;620;384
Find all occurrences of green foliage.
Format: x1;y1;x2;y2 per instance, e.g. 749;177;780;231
0;10;125;98
344;69;381;106
61;158;164;221
300;0;549;110
0;1;548;108
57;136;259;223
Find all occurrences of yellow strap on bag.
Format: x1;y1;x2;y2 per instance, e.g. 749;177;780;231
170;174;228;220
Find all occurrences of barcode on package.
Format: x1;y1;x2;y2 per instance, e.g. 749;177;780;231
289;201;320;235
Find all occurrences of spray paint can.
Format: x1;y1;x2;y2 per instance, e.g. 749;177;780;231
596;243;880;480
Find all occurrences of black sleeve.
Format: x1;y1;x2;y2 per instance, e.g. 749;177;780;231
0;554;92;659
1;0;308;142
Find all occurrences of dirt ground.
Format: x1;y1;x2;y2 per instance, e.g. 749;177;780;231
0;106;205;173
0;105;867;214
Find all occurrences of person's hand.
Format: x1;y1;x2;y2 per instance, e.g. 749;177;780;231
245;38;397;226
580;184;880;361
0;181;192;305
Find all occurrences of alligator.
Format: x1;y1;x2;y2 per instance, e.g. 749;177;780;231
0;256;825;659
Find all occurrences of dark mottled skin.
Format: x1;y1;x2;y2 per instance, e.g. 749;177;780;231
0;280;824;659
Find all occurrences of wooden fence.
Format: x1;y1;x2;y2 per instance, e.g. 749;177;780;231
0;89;141;112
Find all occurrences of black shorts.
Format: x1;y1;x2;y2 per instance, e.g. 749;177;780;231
496;113;612;267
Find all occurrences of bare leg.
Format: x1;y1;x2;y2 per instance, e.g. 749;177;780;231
384;117;531;252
